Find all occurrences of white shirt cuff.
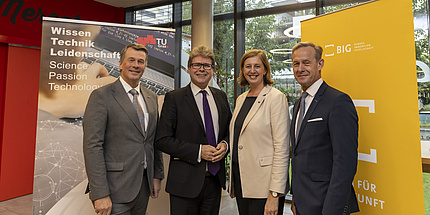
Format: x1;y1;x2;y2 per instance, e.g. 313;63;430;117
198;144;202;163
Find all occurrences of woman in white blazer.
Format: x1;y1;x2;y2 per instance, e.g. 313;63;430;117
229;49;290;215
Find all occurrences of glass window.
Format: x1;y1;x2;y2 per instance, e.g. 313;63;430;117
213;19;235;108
181;25;192;88
181;1;192;88
413;0;430;211
134;5;173;26
322;2;361;13
415;0;430;160
214;0;234;15
245;10;314;107
245;0;315;11
182;1;192;20
243;0;372;11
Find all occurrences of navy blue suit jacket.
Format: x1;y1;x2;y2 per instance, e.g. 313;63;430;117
291;81;359;215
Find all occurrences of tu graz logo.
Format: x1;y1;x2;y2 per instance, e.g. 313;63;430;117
137;35;169;48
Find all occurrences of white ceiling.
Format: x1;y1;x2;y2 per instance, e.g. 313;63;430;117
94;0;165;8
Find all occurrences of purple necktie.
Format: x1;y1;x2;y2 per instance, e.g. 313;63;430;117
201;90;220;176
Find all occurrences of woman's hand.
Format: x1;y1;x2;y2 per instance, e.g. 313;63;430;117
264;193;279;215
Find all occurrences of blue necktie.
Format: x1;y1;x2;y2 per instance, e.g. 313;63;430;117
296;91;308;142
201;90;220;176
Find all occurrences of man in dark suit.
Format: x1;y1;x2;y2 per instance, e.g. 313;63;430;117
290;42;359;215
83;43;164;215
156;45;231;215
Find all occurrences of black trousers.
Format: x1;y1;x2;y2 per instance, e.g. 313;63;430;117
170;173;221;215
233;163;285;215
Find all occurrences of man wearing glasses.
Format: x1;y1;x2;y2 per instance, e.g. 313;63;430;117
156;45;231;215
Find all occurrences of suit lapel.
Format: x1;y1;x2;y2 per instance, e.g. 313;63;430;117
112;79;145;137
184;84;205;133
230;92;246;133
210;87;227;140
295;82;328;149
291;98;300;148
240;85;271;136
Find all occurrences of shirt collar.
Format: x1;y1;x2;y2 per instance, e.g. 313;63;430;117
119;76;140;94
303;78;323;97
190;82;212;97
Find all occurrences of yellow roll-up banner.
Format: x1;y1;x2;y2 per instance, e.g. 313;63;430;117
301;0;424;214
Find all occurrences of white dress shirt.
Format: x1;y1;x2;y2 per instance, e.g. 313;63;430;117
295;78;323;137
190;82;220;139
190;82;224;163
119;76;149;131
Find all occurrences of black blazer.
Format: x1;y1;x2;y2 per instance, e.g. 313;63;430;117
156;84;231;198
291;81;359;214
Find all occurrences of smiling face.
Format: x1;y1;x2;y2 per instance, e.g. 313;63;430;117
292;46;324;91
242;56;267;89
119;48;147;88
188;56;214;89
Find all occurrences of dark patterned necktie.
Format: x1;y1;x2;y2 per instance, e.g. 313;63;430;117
296;91;308;142
201;90;220;176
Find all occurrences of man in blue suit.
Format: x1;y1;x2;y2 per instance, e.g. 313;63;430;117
290;42;359;215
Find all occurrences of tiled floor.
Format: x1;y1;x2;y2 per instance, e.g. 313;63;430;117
0;194;33;215
0;194;292;215
220;194;293;215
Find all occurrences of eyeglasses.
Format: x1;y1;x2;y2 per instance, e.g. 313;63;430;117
190;63;214;70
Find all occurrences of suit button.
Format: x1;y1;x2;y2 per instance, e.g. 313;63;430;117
238;145;243;150
294;153;297;156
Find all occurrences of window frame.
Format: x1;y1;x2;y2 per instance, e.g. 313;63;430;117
124;0;430;173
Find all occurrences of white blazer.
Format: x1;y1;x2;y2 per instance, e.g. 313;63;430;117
229;85;290;198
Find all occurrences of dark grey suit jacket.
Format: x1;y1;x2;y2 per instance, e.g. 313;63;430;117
156;84;231;198
291;81;359;215
83;79;164;203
